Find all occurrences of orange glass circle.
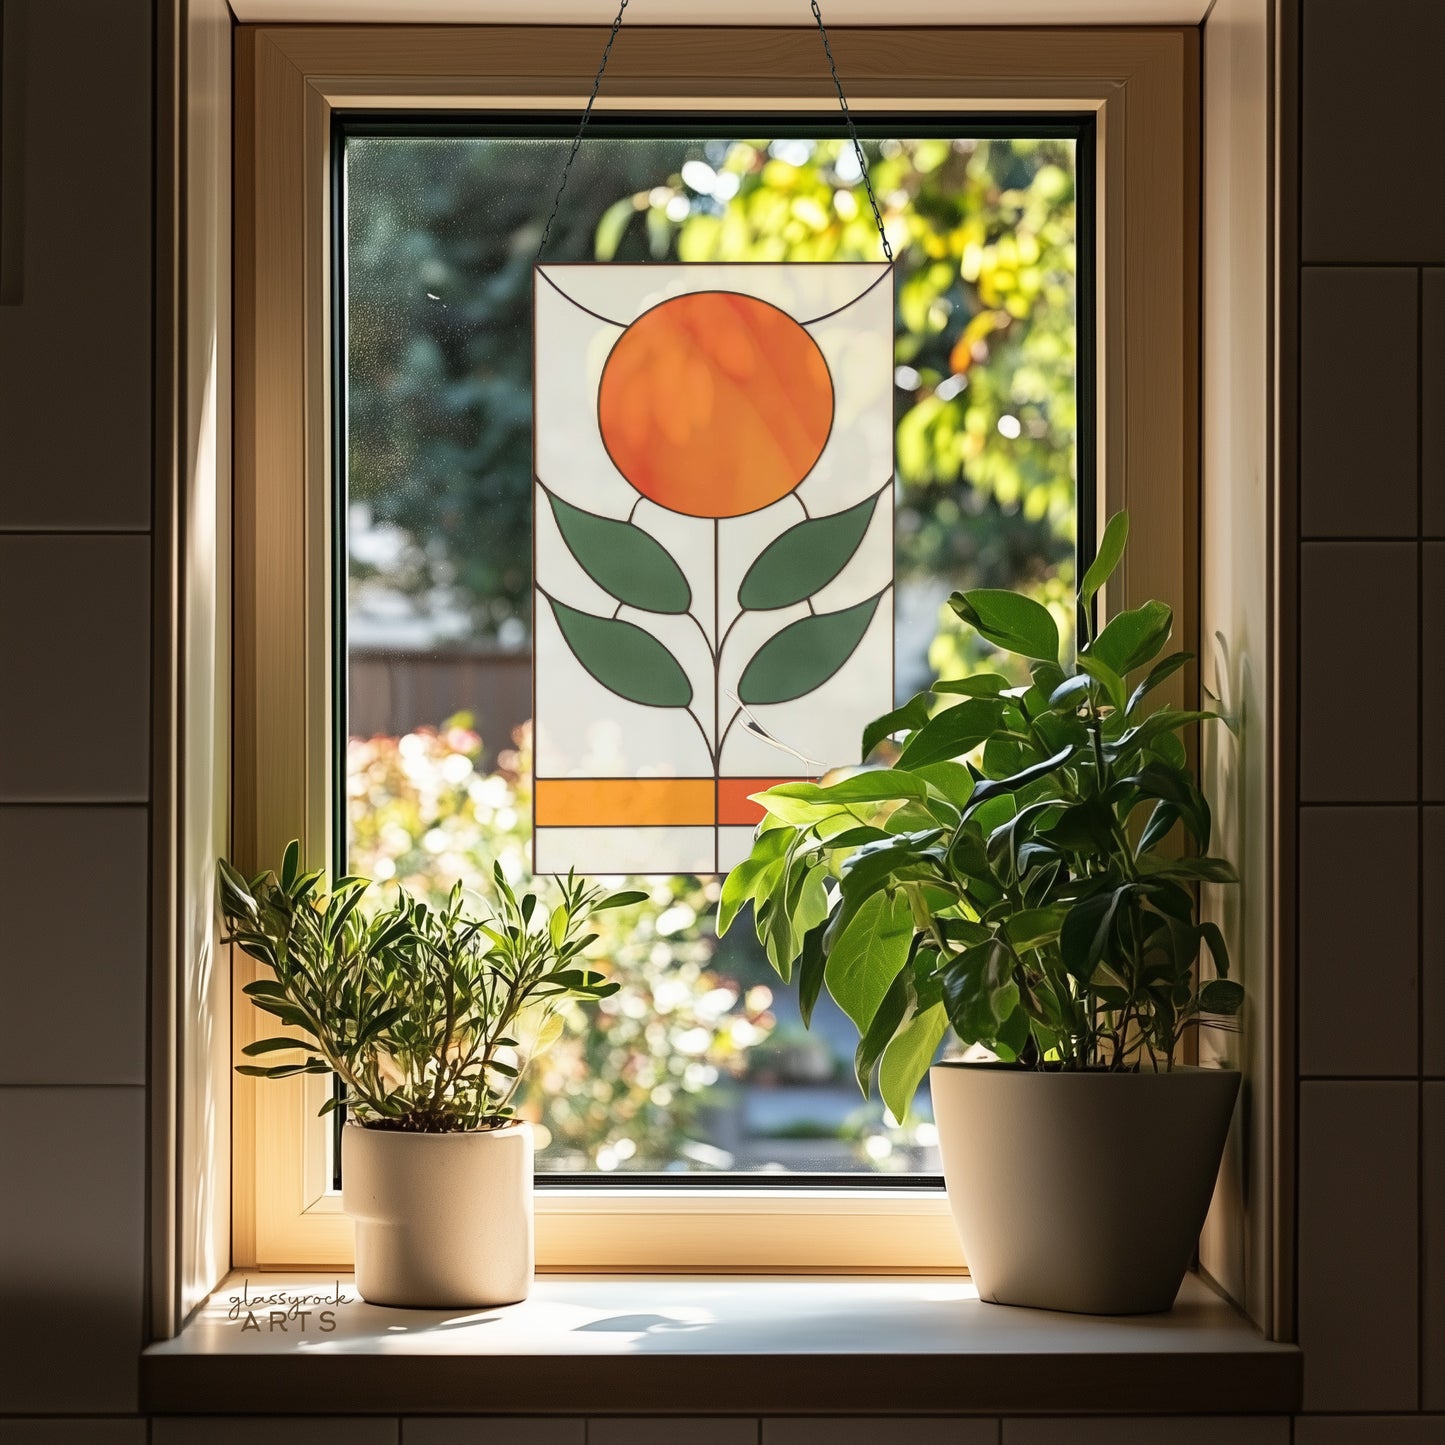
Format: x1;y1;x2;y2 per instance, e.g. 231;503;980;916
597;290;835;519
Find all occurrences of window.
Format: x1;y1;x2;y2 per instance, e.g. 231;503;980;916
340;120;1085;1181
234;23;1197;1269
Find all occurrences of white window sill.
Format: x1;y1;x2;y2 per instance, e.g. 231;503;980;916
143;1271;1301;1416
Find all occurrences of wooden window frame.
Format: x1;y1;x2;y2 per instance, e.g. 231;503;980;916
232;22;1199;1271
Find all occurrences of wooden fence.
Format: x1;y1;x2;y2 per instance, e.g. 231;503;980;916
348;647;532;757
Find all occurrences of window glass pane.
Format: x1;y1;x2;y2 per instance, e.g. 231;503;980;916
343;129;1081;1176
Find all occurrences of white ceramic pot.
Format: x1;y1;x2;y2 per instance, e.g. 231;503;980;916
340;1120;534;1309
930;1063;1240;1315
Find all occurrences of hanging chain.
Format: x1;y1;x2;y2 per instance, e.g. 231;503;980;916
810;0;894;262
536;0;631;261
537;0;893;264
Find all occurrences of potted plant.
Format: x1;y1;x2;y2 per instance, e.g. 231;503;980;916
219;844;642;1308
721;512;1243;1314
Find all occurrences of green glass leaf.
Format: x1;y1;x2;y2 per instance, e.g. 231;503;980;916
547;492;691;614
737;595;882;706
738;495;880;611
548;598;693;708
949;588;1060;664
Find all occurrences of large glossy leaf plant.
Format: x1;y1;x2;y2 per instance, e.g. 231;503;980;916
219;844;643;1132
720;513;1243;1122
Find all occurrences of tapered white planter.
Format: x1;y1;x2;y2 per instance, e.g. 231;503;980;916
341;1121;534;1309
930;1063;1239;1315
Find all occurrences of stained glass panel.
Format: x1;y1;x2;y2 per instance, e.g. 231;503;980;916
533;263;894;875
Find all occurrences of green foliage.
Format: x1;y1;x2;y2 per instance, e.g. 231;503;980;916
219;843;643;1133
639;135;1078;682
346;721;777;1167
722;512;1242;1120
346;134;1076;649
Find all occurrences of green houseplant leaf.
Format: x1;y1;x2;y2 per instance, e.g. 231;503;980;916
1080;510;1129;609
737;494;880;610
547;598;692;708
546;491;691;614
878;1003;949;1124
220;847;643;1133
897;697;1007;770
823;889;914;1035
1089;599;1173;676
947;588;1059;664
722;508;1245;1117
737;595;882;706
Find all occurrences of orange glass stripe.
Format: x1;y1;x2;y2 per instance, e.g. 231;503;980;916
717;777;805;827
534;778;715;828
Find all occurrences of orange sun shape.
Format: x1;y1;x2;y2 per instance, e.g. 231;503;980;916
597;290;835;519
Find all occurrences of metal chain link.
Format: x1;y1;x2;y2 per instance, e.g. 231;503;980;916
810;0;894;262
536;0;631;261
536;0;893;265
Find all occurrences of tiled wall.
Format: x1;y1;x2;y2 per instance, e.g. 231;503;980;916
0;0;155;1423
1294;0;1445;1436
4;0;1445;1441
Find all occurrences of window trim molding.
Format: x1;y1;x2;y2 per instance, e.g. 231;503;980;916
232;21;1200;1271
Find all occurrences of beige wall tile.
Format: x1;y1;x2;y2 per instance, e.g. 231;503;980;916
0;1422;147;1445
587;1423;757;1445
0;535;150;801
0;806;148;1084
0;1088;145;1413
403;1422;584;1445
1294;1418;1445;1445
152;1422;399;1445
1002;1419;1286;1444
1424;545;1445;800
1299;806;1418;1075
765;1420;997;1445
1298;1081;1419;1410
1301;268;1418;536
1425;271;1445;536
1302;0;1445;262
1424;1083;1445;1410
1426;811;1445;1077
0;0;152;530
1300;543;1417;800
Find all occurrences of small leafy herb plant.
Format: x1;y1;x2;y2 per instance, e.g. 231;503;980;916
219;844;643;1132
721;512;1243;1123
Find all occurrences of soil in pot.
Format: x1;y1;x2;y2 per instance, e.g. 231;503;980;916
341;1119;534;1309
930;1062;1240;1315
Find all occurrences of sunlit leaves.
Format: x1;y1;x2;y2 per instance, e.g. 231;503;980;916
949;588;1060;664
725;510;1242;1115
219;847;639;1133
